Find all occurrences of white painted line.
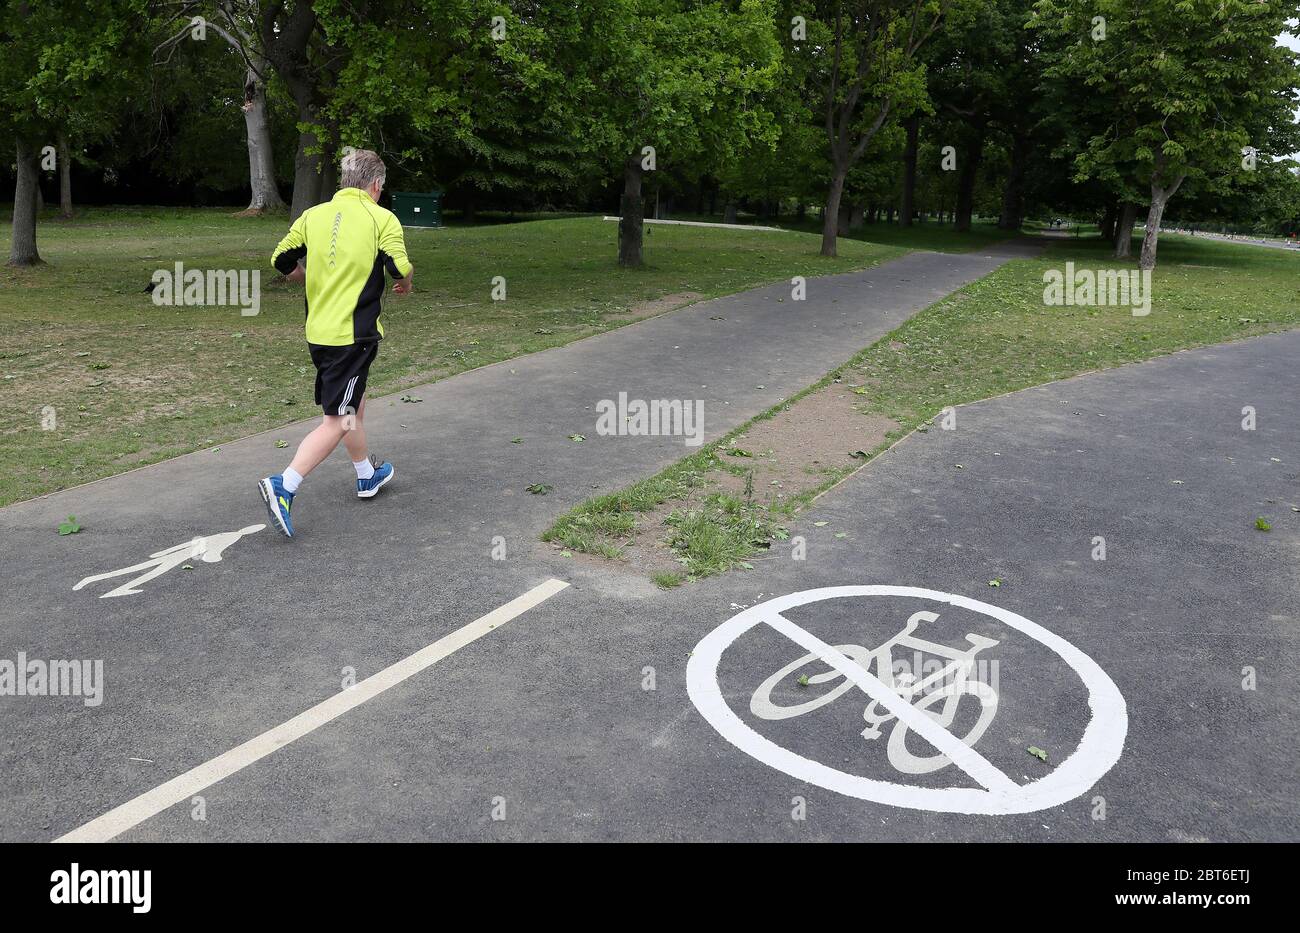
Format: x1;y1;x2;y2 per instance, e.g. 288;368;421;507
55;578;570;843
762;611;1019;794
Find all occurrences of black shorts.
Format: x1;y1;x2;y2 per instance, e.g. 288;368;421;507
309;341;379;416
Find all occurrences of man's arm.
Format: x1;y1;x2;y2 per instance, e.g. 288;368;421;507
377;212;413;294
271;214;308;279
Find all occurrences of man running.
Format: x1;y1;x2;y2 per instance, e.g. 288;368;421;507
258;148;413;538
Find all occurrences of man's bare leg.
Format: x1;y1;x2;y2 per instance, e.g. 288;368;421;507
341;397;369;465
287;415;349;479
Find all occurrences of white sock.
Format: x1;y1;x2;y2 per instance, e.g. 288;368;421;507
353;458;375;480
281;467;303;493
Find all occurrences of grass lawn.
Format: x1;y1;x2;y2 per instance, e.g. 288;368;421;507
544;231;1300;581
669;211;1017;253
0;208;906;506
781;217;1017;254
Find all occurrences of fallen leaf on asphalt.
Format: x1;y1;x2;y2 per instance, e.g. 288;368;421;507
275;440;288;448
58;515;81;536
1028;746;1048;762
526;483;552;495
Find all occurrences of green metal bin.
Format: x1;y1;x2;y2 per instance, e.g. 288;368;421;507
391;191;443;228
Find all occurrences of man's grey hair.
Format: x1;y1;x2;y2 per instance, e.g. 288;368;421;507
340;148;386;190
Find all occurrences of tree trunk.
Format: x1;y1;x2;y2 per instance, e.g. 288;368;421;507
954;133;984;232
1100;202;1117;243
821;167;847;257
319;135;338;200
289;118;323;220
997;133;1028;231
1114;203;1138;259
260;0;320;220
618;156;644;267
57;133;73;219
900;115;919;228
240;65;285;214
9;137;43;266
1140;176;1185;272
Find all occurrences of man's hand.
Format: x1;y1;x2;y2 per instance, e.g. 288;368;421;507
286;263;306;285
393;271;413;295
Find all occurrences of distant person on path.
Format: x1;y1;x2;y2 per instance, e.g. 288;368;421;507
258;148;413;538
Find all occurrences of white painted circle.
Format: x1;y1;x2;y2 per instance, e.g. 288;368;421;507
686;586;1127;815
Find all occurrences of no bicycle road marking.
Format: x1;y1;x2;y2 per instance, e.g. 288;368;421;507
686;585;1128;816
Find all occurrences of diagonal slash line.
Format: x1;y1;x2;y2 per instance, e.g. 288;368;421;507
54;578;570;843
763;611;1020;795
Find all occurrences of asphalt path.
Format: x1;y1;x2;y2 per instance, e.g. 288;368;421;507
4;242;1294;842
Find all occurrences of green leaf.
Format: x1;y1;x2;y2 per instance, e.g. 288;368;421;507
1255;517;1271;531
275;440;288;449
526;483;553;495
58;515;81;536
1028;746;1048;762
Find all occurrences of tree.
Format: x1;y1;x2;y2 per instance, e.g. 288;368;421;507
572;0;782;266
1;0;149;264
1033;0;1300;269
792;0;952;256
156;1;288;213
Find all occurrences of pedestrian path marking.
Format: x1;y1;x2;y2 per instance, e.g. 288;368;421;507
686;585;1127;815
72;525;265;598
54;578;570;842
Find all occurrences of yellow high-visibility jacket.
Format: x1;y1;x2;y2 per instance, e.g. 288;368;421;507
271;187;412;346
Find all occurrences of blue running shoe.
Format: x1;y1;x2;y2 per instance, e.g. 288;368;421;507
258;474;295;537
357;460;394;499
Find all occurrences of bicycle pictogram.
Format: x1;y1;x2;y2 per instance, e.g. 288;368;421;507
750;610;1000;775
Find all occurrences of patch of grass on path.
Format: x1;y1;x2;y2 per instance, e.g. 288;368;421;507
546;232;1300;582
0;209;900;506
